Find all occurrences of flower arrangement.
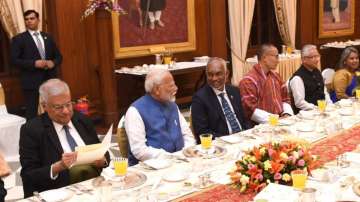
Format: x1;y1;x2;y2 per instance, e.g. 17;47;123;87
82;0;127;20
74;96;90;115
229;141;315;193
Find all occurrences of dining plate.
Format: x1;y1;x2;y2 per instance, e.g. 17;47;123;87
162;171;188;182
278;119;295;126
142;159;172;170
108;170;147;190
39;189;74;202
338;108;353;116
353;182;360;196
183;145;227;158
296;123;315;132
219;135;243;144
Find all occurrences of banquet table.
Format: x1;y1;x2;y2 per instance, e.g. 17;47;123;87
20;101;360;202
244;53;302;82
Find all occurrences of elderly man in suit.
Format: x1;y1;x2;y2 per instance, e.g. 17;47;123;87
191;57;249;143
125;68;195;166
11;10;62;120
19;79;109;197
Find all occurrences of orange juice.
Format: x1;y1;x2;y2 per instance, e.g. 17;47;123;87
287;46;293;54
291;170;307;190
114;158;127;176
163;56;172;64
200;134;212;150
317;100;326;113
356;89;360;100
268;114;279;127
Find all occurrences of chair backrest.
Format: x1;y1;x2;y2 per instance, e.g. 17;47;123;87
0;83;5;106
116;116;129;158
322;68;335;85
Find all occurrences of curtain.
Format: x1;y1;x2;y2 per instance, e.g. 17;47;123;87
273;0;297;48
0;0;42;39
228;0;255;86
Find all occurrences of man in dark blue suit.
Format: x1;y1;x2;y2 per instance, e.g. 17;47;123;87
11;10;62;120
191;57;249;143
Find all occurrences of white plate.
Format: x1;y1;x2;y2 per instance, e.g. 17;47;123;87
296;123;315;132
338;109;353;116
278;119;295;126
142;159;172;170
219;135;243;144
338;99;353;107
162;171;188;182
40;189;74;202
298;110;319;120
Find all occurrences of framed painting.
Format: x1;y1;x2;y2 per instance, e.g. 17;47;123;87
112;0;196;59
319;0;355;38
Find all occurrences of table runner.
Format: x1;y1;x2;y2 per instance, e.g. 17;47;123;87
178;125;360;202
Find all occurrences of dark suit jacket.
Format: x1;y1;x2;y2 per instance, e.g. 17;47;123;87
19;112;109;197
11;31;62;90
191;84;249;143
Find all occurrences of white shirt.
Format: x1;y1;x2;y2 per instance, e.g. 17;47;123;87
212;86;242;133
50;121;86;179
125;105;196;162
28;30;45;52
290;76;332;111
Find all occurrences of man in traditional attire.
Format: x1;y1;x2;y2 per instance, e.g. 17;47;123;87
239;44;293;124
125;68;195;166
289;44;332;114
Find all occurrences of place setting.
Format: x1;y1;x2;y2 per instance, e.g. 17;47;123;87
183;134;227;158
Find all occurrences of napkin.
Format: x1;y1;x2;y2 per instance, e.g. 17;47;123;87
39;189;74;202
254;183;299;202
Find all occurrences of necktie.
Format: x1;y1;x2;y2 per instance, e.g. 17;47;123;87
219;93;242;133
63;125;77;151
33;32;46;59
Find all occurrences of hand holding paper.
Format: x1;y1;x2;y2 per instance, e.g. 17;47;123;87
73;124;113;166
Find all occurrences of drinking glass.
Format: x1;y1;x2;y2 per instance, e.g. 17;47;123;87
317;100;326;114
200;134;212;157
291;169;308;190
356;89;360;100
113;157;128;188
268;114;279;127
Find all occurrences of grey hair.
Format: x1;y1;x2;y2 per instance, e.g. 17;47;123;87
144;68;171;93
206;57;227;73
39;79;70;103
336;46;359;69
301;44;317;58
257;43;276;60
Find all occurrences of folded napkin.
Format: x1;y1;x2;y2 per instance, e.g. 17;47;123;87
40;189;74;202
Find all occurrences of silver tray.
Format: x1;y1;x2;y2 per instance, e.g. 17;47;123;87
183;145;227;158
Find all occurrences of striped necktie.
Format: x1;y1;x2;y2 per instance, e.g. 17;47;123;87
219;93;242;133
33;32;46;59
63;125;77;151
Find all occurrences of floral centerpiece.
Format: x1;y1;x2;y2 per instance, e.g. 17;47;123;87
229;141;315;193
82;0;127;20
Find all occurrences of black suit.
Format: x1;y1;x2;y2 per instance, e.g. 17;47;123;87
11;31;62;119
19;112;109;198
191;84;249;143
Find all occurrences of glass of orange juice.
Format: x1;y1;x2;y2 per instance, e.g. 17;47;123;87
356;89;360;100
317;100;326;114
291;169;308;190
113;157;128;188
200;134;212;156
268;114;279;127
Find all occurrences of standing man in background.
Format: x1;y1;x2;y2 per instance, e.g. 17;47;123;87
11;10;62;120
140;0;166;29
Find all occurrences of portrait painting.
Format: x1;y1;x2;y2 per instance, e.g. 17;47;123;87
112;0;196;58
319;0;355;38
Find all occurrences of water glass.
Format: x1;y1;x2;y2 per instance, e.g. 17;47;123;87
97;181;112;202
299;188;316;202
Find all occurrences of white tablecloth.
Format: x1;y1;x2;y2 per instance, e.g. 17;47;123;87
0;109;26;161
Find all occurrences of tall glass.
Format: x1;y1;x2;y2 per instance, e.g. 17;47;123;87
268;114;279;142
356;89;360;100
317;100;326;114
113;157;128;188
200;134;212;157
291;169;307;190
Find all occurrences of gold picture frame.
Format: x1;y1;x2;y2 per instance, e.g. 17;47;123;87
112;0;196;59
319;0;355;38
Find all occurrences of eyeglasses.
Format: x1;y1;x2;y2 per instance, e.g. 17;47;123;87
304;55;321;59
49;101;74;112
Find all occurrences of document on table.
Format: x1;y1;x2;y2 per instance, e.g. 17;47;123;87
73;124;113;166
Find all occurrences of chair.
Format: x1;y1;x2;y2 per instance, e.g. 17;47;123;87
116;116;129;158
322;68;335;85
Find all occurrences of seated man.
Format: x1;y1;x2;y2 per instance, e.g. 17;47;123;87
289;44;332;113
125;68;195;166
191;57;249;143
20;79;109;197
239;43;294;124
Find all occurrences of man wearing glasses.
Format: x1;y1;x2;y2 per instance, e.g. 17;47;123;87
289;44;332;114
19;79;109;197
239;43;293;124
